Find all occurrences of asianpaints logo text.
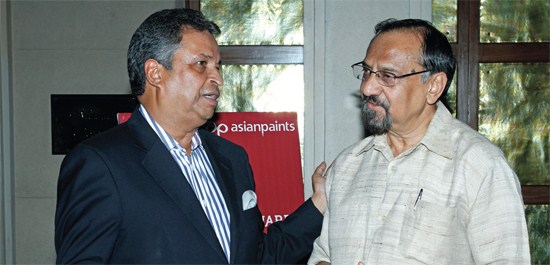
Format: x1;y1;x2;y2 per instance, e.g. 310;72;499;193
213;120;296;136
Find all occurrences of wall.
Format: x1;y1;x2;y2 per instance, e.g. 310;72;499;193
1;0;14;262
1;0;429;263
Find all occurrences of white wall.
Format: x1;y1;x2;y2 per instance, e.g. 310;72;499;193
1;0;429;263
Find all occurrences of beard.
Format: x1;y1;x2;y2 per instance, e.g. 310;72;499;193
361;95;392;136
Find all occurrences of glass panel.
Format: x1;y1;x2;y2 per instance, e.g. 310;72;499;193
217;64;304;141
478;63;549;185
432;0;457;43
217;65;304;112
525;205;550;264
200;0;304;45
480;0;550;43
445;75;457;116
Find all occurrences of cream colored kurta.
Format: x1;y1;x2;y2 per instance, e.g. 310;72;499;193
308;102;530;265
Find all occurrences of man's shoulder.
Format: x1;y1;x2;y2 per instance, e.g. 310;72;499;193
449;119;507;163
68;123;134;157
86;123;131;145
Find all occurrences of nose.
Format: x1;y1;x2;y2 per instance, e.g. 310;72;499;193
360;72;382;97
209;67;224;87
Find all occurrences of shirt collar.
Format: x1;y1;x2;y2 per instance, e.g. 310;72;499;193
139;104;202;152
419;101;453;159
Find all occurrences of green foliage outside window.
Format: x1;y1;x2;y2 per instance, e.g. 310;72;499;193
432;0;457;43
216;65;304;114
480;0;550;43
479;63;549;185
525;205;550;265
201;0;303;45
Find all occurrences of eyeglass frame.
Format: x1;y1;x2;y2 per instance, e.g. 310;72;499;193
351;62;432;87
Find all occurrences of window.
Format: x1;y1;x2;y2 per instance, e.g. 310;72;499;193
188;1;304;112
433;1;549;262
187;0;306;158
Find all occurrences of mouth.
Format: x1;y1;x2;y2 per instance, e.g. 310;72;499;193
366;97;383;110
367;100;380;109
203;93;219;100
362;95;388;114
201;90;220;106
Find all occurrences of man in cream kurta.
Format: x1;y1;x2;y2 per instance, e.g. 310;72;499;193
308;18;530;265
308;102;530;264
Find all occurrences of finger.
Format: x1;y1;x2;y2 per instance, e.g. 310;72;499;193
314;162;327;176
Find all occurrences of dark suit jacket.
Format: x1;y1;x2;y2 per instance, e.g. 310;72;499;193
54;108;322;264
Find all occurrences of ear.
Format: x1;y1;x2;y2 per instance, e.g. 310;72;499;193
426;72;447;105
144;58;162;87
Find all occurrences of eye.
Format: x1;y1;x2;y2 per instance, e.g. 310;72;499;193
191;60;208;73
380;71;395;80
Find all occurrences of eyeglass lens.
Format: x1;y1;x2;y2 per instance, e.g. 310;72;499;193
353;65;395;86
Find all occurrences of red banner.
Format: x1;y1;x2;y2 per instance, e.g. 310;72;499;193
211;112;304;230
118;112;304;230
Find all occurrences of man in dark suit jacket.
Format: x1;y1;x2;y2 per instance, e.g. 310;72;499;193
54;8;327;264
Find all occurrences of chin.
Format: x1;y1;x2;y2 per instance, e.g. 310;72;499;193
202;111;215;122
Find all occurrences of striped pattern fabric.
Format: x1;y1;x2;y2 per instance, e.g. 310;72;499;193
139;106;231;261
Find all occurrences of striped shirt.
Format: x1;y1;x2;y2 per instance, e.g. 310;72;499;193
139;105;231;261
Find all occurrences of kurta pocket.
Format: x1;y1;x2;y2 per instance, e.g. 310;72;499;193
398;198;457;264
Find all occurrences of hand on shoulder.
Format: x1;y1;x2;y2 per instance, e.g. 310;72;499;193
311;162;329;215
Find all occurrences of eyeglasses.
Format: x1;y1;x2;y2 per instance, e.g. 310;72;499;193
351;62;431;87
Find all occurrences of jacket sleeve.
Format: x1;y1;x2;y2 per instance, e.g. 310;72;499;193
201;130;324;264
259;198;324;264
55;145;121;264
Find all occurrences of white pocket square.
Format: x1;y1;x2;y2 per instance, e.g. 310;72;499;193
242;190;257;211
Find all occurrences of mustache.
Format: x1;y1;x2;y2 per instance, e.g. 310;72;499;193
361;95;386;107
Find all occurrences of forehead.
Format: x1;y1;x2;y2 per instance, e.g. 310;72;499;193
178;29;221;60
366;30;423;66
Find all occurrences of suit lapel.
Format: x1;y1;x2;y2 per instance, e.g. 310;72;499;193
127;109;227;262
